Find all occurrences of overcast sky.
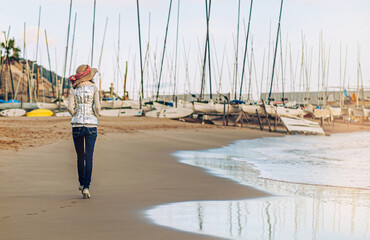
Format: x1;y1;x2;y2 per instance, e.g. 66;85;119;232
0;0;369;100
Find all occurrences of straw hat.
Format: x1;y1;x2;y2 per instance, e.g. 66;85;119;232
70;64;98;88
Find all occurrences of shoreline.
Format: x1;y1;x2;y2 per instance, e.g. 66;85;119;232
1;118;369;240
147;131;370;240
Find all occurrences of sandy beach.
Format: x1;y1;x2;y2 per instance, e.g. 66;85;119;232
0;117;369;240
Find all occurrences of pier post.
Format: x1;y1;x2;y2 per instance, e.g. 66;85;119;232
223;100;226;126
256;109;263;130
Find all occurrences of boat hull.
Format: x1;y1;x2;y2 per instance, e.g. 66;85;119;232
99;109;142;117
241;105;264;115
145;107;193;119
193;102;217;114
215;103;241;114
0;109;26;117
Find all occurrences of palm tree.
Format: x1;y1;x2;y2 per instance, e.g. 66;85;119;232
1;35;21;100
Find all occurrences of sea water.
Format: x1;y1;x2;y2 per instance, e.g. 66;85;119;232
146;132;370;240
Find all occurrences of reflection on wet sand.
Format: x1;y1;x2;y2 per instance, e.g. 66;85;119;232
147;196;369;240
146;151;370;240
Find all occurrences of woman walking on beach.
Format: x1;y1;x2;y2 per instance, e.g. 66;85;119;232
67;64;100;199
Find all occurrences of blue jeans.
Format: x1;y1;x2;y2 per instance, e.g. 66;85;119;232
72;127;97;189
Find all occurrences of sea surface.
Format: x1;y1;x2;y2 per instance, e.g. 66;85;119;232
146;132;370;240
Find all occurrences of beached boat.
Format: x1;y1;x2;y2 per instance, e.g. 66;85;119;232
26;109;53;117
99;109;142;117
152;101;174;109
365;109;370;120
145;107;193;119
241;104;264;115
193;101;217;114
0;109;27;117
0;102;35;110
327;106;341;118
313;108;332;120
0;102;59;110
349;107;366;117
55;112;71;117
36;102;59;110
265;105;305;118
302;104;315;115
215;103;241;114
101;99;132;109
177;100;193;109
280;116;325;136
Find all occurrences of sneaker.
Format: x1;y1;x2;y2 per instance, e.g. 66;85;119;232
79;185;84;191
82;188;90;199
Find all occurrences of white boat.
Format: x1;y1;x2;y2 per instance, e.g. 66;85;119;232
55;112;71;117
101;99;132;109
36;102;59;110
302;104;315;115
193;101;217;114
152;101;174;109
327;107;341;118
313;108;332;120
280;116;325;136
265;105;305;118
99;109;142;117
177;99;193;109
0;102;59;110
364;109;370;120
0;102;35;110
349;107;365;117
0;108;26;117
241;104;264;115
215;103;241;114
130;100;154;112
145;107;193;119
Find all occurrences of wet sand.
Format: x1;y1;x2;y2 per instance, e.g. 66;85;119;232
0;117;369;240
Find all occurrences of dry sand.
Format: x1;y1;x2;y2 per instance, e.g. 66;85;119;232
0;117;369;240
1;116;368;151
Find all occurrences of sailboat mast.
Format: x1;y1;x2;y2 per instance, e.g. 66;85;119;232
207;0;212;100
68;12;77;76
117;13;121;92
173;0;181;105
98;18;108;70
200;0;211;100
98;17;108;95
91;0;96;66
44;30;54;98
239;0;254;101
268;0;284;102
356;43;360;107
155;0;174;101
136;0;144;107
35;6;41;63
233;0;241;100
60;0;73;98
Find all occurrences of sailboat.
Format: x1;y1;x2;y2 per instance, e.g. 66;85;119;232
144;0;194;119
214;101;241;114
265;104;305;118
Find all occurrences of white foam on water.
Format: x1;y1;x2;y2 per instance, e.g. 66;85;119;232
178;131;370;190
145;132;370;240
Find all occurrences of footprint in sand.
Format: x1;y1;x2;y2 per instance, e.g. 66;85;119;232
41;210;47;213
60;204;74;209
59;201;78;209
2;216;10;219
27;213;38;216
